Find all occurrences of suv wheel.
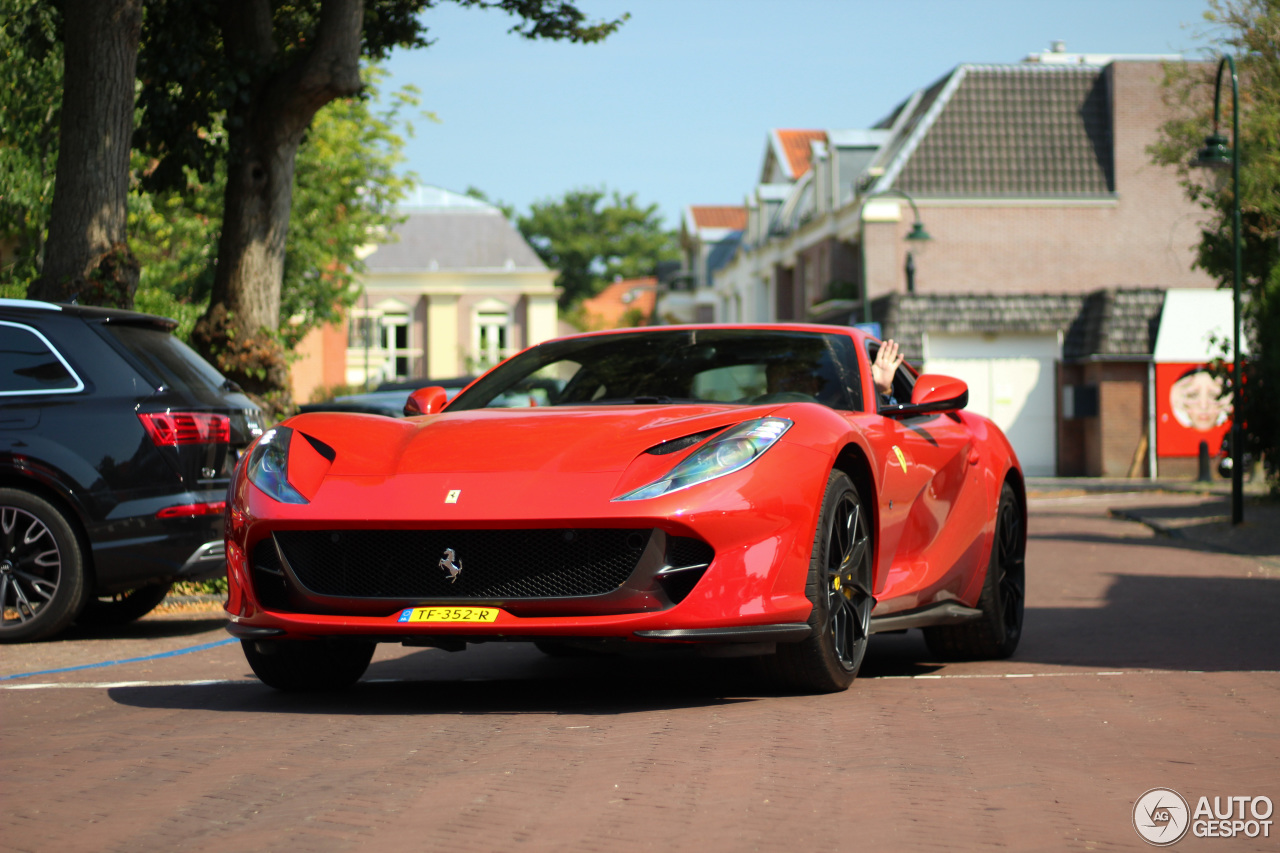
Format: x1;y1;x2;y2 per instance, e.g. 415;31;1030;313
0;489;87;643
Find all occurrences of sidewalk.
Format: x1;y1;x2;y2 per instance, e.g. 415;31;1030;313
1027;476;1280;568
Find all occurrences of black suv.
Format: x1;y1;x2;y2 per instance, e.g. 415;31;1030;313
0;299;262;641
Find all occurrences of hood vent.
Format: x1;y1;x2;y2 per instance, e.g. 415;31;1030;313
644;427;725;456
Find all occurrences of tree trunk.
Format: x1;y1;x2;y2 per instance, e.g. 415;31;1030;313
191;0;365;417
30;0;142;308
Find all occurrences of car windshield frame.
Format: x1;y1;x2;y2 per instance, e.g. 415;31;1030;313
447;328;863;412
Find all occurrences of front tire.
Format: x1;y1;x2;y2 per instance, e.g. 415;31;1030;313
924;481;1025;660
0;488;88;643
768;471;874;693
242;639;376;691
78;582;173;627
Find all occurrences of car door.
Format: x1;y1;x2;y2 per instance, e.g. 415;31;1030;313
862;343;991;611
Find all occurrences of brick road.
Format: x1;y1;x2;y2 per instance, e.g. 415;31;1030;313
2;491;1277;852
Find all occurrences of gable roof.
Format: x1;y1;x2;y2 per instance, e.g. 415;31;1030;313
365;208;547;273
763;129;827;182
874;64;1115;198
688;205;748;231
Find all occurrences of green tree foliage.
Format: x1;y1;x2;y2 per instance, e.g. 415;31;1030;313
131;68;418;346
0;16;417;348
6;0;626;413
133;1;626;197
0;0;61;292
517;187;678;309
129;0;625;414
281;71;419;349
1151;0;1280;485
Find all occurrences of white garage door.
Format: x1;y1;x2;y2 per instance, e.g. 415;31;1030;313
922;332;1061;477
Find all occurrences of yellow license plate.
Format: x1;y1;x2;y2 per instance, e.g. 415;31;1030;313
398;606;499;624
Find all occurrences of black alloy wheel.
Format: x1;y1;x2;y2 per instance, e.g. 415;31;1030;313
924;480;1025;660
769;471;874;693
993;489;1026;646
823;488;874;672
0;489;87;643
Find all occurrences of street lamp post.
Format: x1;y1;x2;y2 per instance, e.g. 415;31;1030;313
861;189;931;324
1192;55;1244;526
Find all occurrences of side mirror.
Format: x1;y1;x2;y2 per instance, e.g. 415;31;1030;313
404;386;449;417
881;374;969;419
911;374;969;410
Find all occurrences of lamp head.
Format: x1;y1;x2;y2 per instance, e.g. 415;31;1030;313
906;221;932;243
1193;133;1232;170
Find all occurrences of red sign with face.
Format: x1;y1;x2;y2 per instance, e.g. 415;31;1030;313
1155;362;1232;457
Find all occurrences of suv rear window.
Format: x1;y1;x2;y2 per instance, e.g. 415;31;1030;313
0;321;84;395
102;324;230;397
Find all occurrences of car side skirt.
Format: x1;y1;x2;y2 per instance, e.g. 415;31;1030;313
868;601;982;634
633;623;812;643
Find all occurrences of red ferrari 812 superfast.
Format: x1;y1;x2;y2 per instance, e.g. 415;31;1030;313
225;324;1025;693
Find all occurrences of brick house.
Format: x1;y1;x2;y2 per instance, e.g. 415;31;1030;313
686;47;1220;477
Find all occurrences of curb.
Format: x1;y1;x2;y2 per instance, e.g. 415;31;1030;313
1108;506;1280;571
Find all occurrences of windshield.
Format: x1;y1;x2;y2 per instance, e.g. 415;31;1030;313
448;329;862;411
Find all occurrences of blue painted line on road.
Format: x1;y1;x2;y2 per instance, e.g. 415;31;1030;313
0;637;237;682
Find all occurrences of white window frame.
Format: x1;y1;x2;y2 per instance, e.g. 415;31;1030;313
472;302;512;371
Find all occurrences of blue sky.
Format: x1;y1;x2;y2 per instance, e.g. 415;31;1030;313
379;0;1219;227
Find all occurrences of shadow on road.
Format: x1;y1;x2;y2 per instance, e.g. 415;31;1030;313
109;656;763;716
42;616;229;643
102;572;1279;715
1110;499;1280;560
1020;573;1280;672
1028;515;1209;553
106;635;950;715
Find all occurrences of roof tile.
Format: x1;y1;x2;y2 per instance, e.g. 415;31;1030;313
776;129;827;179
895;66;1114;197
877;287;1164;363
580;277;658;330
689;206;748;230
365;210;546;272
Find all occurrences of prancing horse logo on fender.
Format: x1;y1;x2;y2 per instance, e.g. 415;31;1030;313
439;548;462;583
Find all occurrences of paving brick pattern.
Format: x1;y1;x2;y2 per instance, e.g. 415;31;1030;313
2;491;1276;852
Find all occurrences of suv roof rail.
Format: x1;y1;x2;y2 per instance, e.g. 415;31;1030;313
0;298;63;311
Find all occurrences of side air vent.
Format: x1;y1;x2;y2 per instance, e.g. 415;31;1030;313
250;539;292;611
657;536;715;602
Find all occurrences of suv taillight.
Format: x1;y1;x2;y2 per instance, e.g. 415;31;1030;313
138;412;231;446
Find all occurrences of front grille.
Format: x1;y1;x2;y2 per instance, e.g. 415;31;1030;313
667;536;714;569
271;528;653;600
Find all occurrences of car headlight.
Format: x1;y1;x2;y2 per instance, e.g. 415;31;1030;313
615;417;792;501
245;427;308;504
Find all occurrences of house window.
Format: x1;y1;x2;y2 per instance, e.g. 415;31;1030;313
349;316;376;349
474;310;510;370
348;305;416;385
381;312;411;379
